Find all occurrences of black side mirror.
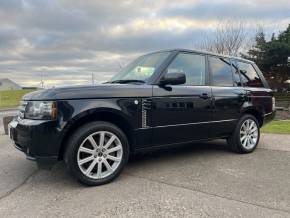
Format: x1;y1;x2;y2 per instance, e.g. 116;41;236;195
159;73;186;86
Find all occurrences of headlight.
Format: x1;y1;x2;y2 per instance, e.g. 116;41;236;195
24;101;57;120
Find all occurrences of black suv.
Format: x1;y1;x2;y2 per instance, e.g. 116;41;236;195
9;49;275;186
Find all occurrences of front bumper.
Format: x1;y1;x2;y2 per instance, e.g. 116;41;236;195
8;117;60;168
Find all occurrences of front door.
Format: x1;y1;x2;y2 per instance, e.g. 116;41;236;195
151;52;212;145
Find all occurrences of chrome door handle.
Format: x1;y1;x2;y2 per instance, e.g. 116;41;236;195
199;93;209;99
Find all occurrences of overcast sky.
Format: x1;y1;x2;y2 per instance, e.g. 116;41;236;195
0;0;290;87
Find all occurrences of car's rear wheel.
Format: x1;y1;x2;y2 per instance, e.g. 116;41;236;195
227;114;260;153
64;121;129;186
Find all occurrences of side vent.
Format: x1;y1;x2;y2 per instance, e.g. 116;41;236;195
141;98;152;128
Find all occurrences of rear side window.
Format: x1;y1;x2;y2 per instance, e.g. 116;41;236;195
238;62;264;87
209;56;233;87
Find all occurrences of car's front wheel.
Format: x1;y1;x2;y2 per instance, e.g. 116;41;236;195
64;121;129;186
227;114;260;154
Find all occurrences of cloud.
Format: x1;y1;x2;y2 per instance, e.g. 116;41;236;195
161;1;290;20
0;0;289;87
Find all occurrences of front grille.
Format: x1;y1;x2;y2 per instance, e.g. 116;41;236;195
18;101;28;119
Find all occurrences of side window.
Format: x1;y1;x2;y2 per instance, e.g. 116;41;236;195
238;62;264;87
166;53;206;86
209;56;233;87
231;60;242;87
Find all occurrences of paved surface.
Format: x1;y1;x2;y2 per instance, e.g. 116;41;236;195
0;110;17;134
0;134;289;218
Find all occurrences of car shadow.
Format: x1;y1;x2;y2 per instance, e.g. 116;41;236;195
128;139;230;164
33;139;230;187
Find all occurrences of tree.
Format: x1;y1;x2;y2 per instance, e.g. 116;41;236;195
271;33;275;41
278;24;290;43
197;21;247;56
246;29;267;70
245;24;290;91
267;25;290;91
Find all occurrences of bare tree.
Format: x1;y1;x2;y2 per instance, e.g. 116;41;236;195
197;21;247;56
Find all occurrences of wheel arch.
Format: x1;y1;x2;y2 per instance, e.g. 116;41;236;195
58;108;135;160
241;107;264;127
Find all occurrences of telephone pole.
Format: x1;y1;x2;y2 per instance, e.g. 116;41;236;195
40;72;44;89
91;73;94;86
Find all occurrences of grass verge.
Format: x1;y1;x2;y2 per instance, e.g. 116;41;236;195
261;120;290;134
0;89;34;109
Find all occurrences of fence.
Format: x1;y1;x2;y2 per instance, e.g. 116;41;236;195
274;93;290;109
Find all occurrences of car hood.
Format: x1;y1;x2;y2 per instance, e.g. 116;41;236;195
22;84;152;101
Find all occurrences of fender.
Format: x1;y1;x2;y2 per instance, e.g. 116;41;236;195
241;102;264;115
56;98;138;152
240;101;265;126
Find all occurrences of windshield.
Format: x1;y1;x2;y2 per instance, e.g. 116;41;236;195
110;52;170;83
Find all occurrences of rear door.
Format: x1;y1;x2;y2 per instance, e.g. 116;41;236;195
237;61;273;115
151;52;212;145
209;56;244;138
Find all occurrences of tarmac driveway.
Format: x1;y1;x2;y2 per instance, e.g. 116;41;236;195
0;133;289;218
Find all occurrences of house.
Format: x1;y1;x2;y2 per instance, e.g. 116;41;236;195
0;78;22;90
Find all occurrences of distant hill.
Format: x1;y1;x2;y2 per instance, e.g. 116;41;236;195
0;78;22;91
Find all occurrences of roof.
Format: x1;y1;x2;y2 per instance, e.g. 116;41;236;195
0;78;22;87
149;48;254;63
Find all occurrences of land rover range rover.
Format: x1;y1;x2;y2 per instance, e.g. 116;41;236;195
9;49;275;185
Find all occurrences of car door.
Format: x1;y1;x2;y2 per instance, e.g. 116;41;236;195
209;56;245;138
151;52;212;145
237;60;272;115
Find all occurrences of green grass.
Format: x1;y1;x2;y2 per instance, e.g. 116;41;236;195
261;120;290;134
0;89;35;109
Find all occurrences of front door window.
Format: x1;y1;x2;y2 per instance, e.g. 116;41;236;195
165;53;206;86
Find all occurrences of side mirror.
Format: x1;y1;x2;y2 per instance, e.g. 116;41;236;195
159;73;186;86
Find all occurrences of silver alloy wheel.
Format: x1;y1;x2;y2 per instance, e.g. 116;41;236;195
77;131;123;179
240;119;259;150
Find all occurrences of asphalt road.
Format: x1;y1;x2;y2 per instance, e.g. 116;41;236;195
0;133;289;218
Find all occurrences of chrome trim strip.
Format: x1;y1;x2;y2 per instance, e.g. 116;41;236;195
141;106;147;128
138;119;237;130
248;96;272;98
263;112;273;117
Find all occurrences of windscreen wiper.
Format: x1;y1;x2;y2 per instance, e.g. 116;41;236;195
109;79;146;84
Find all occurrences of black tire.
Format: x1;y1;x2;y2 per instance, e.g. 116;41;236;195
227;114;260;154
64;121;129;186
